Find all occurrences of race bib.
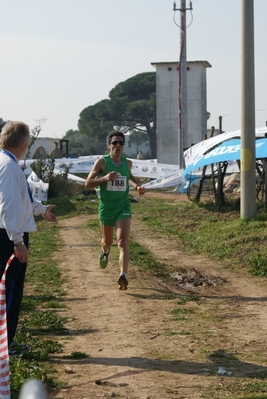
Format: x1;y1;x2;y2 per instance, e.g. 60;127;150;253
107;176;127;191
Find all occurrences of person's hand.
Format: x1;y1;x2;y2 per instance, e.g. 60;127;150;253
15;245;28;263
106;171;118;181
44;205;57;222
137;186;145;195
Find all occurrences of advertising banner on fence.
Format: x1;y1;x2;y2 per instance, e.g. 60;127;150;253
20;157;179;180
184;126;267;169
183;138;267;176
27;171;49;202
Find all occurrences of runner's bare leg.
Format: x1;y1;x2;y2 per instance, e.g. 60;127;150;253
115;218;131;274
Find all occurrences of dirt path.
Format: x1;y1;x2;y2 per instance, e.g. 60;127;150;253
51;195;267;399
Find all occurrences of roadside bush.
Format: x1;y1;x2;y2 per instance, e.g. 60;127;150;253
48;175;84;198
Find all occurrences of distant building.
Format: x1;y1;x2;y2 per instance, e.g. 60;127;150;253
27;137;59;159
152;60;211;165
27;138;70;159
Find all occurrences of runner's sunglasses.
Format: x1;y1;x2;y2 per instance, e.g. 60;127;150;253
110;140;125;146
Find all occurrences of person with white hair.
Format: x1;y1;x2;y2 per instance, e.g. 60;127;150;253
0;121;57;357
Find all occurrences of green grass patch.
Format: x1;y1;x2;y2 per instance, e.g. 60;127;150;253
129;241;169;276
86;218;100;231
169;307;195;321
131;195;267;274
44;191;99;219
151;294;176;300
22;311;68;334
10;218;67;398
167;330;191;336
249;254;267;277
176;296;199;304
202;379;267;399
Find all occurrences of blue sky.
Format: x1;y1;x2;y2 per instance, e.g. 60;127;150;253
0;0;266;139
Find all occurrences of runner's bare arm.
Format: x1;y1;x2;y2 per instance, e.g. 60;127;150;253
127;159;145;195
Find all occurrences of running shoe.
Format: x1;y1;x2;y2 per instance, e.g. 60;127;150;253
118;274;128;290
9;340;30;358
98;249;109;269
9;340;30;352
9;348;23;358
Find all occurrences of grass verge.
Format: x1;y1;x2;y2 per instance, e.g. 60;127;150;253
10;220;66;398
132;194;267;276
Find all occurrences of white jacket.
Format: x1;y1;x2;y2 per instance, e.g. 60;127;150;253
0;150;47;243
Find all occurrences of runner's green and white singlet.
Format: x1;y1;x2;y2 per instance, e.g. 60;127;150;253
99;154;131;203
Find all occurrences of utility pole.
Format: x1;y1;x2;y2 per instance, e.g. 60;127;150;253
240;0;256;219
173;0;192;169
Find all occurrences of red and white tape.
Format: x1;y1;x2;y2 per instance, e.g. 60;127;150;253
0;254;15;399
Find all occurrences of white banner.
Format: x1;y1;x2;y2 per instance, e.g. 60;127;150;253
143;169;184;189
20;157;179;180
27;172;49;202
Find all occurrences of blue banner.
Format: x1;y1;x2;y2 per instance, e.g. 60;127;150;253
183;138;267;176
